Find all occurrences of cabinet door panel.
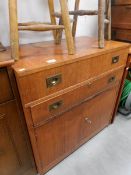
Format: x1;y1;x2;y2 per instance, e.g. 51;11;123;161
35;117;65;169
0;114;20;175
0;101;33;175
0;68;13;104
34;86;119;174
81;88;118;141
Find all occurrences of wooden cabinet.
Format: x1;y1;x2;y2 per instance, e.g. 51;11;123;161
13;37;130;174
32;86;119;172
0;101;31;175
112;0;131;42
0;68;13;103
0;67;36;175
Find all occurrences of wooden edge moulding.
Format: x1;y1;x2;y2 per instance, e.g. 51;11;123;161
8;0;111;61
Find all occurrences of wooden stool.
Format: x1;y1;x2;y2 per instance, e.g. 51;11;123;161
8;0;75;61
54;0;111;48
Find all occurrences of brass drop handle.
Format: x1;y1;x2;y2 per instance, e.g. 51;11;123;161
112;56;119;64
108;76;116;83
49;100;63;111
85;117;92;124
46;74;62;88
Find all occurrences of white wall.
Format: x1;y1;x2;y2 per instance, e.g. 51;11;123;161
0;0;98;46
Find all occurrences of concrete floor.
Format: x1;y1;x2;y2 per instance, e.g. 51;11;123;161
45;114;131;175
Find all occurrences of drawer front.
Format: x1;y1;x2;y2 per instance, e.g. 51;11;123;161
34;87;118;173
112;29;131;42
30;68;123;126
112;6;131;29
0;68;13;104
18;50;128;104
112;0;131;5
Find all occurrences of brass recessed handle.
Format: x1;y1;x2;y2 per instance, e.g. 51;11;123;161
46;74;62;88
108;76;116;83
85;117;92;124
49;100;63;111
112;56;119;64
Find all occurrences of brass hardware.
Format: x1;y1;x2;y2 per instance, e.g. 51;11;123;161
49;100;63;111
46;74;62;88
112;56;119;64
85;117;92;124
108;76;116;83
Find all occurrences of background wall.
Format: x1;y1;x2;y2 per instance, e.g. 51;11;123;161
0;0;98;46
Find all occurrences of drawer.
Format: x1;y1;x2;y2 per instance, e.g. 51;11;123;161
18;50;128;104
112;6;131;29
30;68;123;126
0;68;13;104
112;0;131;5
34;87;118;173
112;29;131;42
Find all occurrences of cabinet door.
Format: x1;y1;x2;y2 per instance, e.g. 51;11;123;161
35;87;119;174
0;101;34;175
81;88;118;141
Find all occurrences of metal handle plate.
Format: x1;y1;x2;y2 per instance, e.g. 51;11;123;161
49;100;63;111
46;74;62;88
112;56;119;64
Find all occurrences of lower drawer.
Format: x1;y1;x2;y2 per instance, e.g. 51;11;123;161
29;68;123;126
112;29;131;42
34;86;119;173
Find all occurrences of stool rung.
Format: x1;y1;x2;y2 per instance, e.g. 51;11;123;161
54;10;98;18
18;22;51;26
104;19;110;24
18;24;65;31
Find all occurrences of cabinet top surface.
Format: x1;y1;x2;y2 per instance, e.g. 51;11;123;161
11;37;130;77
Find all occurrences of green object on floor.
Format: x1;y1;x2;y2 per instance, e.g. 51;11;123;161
120;79;131;108
119;71;131;115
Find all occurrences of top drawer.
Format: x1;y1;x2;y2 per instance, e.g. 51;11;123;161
0;68;13;104
18;49;128;104
112;5;131;29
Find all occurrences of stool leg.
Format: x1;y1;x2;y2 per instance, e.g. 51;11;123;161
59;0;75;55
105;0;111;40
8;0;19;61
98;0;105;48
72;0;80;38
48;0;58;43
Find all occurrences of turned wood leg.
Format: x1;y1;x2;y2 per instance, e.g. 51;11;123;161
59;0;75;55
98;0;105;48
48;0;58;43
72;0;80;38
8;0;19;61
105;0;111;40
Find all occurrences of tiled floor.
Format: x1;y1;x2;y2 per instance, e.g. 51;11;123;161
45;114;131;175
